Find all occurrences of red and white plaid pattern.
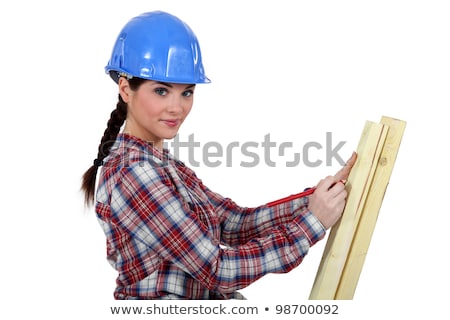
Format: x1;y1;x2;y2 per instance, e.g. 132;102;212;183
95;133;326;299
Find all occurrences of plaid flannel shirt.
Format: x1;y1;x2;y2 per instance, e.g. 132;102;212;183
95;133;326;299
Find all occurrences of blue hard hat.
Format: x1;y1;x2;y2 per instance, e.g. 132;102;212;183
105;11;210;84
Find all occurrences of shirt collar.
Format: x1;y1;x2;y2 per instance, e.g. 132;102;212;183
113;133;174;165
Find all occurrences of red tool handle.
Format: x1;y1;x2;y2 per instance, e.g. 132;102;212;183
266;180;346;207
266;187;316;207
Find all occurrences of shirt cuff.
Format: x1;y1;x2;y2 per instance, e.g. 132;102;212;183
293;209;326;246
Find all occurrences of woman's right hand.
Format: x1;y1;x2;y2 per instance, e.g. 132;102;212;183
308;152;357;229
308;176;347;229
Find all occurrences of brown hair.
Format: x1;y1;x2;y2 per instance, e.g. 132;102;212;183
81;77;146;206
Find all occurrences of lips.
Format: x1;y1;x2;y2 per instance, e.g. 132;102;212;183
161;119;180;127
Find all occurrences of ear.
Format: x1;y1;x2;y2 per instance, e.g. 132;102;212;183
118;77;131;103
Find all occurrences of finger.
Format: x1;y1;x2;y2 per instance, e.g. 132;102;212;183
334;151;357;181
316;176;337;192
326;187;347;211
327;181;346;198
334;190;348;210
346;151;357;168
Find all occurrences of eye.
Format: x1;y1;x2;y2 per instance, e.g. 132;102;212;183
154;87;168;96
182;90;194;97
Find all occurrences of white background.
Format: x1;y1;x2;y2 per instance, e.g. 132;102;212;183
1;0;449;319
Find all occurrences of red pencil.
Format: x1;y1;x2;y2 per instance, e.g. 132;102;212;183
266;180;346;208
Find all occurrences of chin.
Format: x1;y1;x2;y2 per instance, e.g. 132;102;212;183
165;132;180;140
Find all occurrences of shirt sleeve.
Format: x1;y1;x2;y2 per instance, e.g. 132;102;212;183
200;181;316;247
110;162;326;294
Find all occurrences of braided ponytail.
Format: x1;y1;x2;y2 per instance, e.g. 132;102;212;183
81;94;127;206
81;77;147;206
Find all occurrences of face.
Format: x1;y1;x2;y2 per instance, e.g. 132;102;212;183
119;78;195;149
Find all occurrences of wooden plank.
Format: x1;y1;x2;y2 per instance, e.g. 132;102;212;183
309;120;389;299
334;116;406;299
309;116;406;300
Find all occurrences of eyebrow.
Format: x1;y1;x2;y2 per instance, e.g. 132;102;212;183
155;81;196;89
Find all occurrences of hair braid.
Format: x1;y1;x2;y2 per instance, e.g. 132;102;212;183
81;94;127;206
98;95;127;160
81;77;146;207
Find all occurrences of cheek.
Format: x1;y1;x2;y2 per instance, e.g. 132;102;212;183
184;100;194;115
185;105;193;116
133;96;160;119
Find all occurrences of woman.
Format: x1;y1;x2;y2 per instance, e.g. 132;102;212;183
81;11;356;300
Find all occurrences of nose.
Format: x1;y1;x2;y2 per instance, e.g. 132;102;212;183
166;94;190;115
